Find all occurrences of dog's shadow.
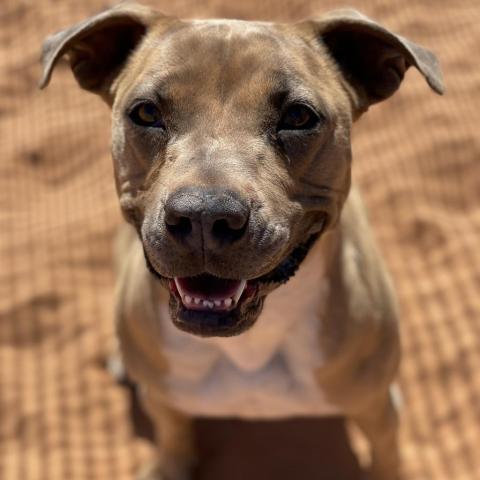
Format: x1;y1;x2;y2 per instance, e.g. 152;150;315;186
123;379;366;480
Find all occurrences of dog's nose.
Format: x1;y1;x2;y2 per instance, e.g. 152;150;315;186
164;187;249;249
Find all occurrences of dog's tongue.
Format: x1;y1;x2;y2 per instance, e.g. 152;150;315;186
173;274;246;311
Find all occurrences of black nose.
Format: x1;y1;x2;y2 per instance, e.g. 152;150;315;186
164;187;249;249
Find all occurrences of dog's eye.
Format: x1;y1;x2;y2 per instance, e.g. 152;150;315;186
278;104;319;131
129;102;164;128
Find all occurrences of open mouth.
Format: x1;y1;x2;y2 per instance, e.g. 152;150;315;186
144;231;321;337
167;274;260;336
172;275;248;312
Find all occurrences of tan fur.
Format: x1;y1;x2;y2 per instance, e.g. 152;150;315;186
41;4;443;479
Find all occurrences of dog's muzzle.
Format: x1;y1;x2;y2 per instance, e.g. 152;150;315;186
142;185;326;336
144;230;322;337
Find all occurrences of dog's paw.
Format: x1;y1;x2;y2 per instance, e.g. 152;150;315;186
136;460;191;480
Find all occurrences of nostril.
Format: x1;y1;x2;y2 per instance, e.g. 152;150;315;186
211;217;247;244
164;187;249;247
166;216;192;238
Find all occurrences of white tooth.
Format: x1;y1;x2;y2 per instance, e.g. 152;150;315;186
224;298;232;308
174;278;184;297
214;300;221;307
184;295;192;304
194;297;201;305
232;280;247;303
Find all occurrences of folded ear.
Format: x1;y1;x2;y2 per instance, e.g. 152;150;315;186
303;9;444;112
39;2;166;98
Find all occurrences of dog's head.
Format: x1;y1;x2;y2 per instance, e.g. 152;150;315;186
41;3;443;337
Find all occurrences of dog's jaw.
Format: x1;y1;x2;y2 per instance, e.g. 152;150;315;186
144;232;321;337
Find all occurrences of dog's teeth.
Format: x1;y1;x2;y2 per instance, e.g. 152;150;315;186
214;300;221;307
203;300;214;309
194;297;201;305
184;295;192;304
233;280;247;303
224;298;232;308
174;278;184;297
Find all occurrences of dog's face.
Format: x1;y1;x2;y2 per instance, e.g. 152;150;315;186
41;4;443;336
112;19;353;336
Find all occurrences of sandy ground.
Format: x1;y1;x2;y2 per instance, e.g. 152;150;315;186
1;0;480;479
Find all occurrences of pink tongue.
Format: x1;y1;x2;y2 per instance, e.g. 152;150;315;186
176;274;242;299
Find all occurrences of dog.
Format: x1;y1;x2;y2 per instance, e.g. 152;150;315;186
40;3;443;479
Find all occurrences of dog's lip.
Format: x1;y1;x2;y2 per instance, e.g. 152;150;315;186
173;303;255;337
170;274;252;312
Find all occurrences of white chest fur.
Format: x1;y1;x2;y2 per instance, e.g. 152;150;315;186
159;240;341;419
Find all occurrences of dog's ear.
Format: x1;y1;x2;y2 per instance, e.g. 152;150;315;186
302;9;444;112
39;3;167;98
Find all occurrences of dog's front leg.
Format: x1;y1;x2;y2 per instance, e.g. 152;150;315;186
352;388;400;480
137;390;195;480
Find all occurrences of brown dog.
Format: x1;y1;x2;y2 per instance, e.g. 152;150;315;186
41;3;443;479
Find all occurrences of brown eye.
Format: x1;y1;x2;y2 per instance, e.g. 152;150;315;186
279;104;319;131
129;102;164;128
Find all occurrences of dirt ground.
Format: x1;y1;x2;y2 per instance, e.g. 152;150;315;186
1;0;479;479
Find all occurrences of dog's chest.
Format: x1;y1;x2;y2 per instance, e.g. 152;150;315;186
159;242;341;419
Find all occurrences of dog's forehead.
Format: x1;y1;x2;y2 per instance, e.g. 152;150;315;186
150;20;294;80
188;18;275;33
122;19;325;103
156;19;286;56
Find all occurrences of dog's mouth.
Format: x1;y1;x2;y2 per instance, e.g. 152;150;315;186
144;231;321;337
168;274;260;336
171;275;254;312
